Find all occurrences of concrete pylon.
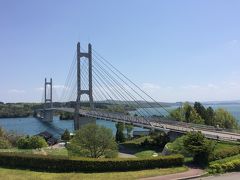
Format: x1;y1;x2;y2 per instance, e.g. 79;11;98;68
74;42;95;130
43;78;53;122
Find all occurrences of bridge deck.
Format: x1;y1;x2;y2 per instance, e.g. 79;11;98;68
53;107;240;142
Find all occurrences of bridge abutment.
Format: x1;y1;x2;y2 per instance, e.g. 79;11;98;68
167;131;184;141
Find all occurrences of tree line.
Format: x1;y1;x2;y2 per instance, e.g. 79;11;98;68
169;102;239;129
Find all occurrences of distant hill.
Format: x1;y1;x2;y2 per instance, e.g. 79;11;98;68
202;100;240;105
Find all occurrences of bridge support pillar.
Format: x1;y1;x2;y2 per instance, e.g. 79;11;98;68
43;109;53;122
43;78;53;122
74;116;96;130
74;42;94;130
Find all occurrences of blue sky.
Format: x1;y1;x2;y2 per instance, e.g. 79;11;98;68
0;0;240;102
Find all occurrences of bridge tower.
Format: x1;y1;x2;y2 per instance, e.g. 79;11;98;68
43;78;53;122
74;42;95;130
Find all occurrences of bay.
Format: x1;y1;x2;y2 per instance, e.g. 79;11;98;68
0;104;239;138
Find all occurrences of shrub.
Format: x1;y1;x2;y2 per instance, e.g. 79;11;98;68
0;137;11;149
210;146;240;161
209;155;240;173
61;129;71;141
29;136;48;149
140;131;170;150
116;122;125;143
150;131;170;149
68;124;117;158
5;133;22;147
166;136;189;156
17;136;47;149
183;131;215;165
16;136;30;149
0;152;184;172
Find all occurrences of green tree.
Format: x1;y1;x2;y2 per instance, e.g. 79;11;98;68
183;131;215;165
183;103;192;123
189;108;204;124
125;124;134;139
115;122;125;143
170;103;204;124
0;127;5;137
205;107;215;125
61;129;71;141
150;131;170;149
29;136;48;149
214;108;238;129
169;107;184;121
194;102;207;120
0;137;11;149
16;136;30;149
67;124;117;158
17;136;47;149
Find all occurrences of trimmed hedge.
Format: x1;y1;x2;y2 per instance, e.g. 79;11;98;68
209;146;240;162
209;155;240;173
0;152;184;172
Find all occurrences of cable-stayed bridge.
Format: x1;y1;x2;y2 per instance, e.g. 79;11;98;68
37;42;240;142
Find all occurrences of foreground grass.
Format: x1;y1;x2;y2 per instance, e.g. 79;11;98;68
135;150;157;158
120;136;162;155
0;148;68;157
0;167;188;180
44;148;68;157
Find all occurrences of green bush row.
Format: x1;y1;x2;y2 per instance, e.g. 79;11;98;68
0;152;184;172
209;155;240;173
209;146;240;162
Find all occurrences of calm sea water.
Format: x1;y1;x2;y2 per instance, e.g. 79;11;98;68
0;117;144;138
0;104;239;138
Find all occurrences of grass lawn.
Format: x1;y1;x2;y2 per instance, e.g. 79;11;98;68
120;136;161;155
0;147;68;157
0;167;188;180
44;148;68;157
134;150;157;158
214;141;239;151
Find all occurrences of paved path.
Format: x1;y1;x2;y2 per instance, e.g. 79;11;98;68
140;168;205;180
194;172;240;180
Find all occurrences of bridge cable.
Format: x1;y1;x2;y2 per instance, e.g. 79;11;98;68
92;49;171;115
93;59;152;118
92;51;166;117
